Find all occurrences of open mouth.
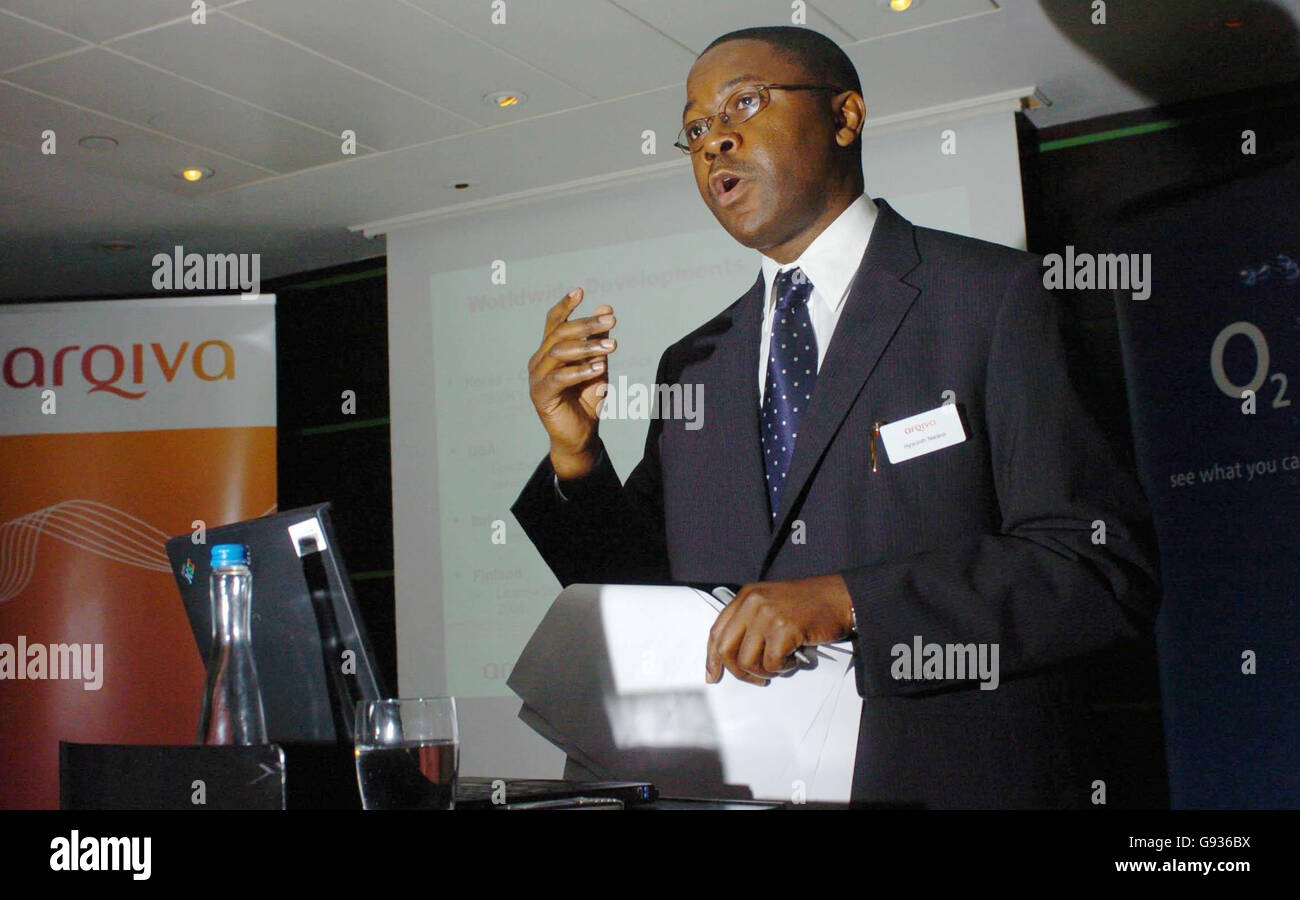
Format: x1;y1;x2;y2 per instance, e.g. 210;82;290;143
712;172;749;206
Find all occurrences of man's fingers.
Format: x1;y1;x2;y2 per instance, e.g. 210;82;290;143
762;635;800;676
705;602;739;683
534;359;607;404
736;626;770;679
737;615;797;679
531;313;617;374
540;286;613;350
718;631;768;686
529;344;609;391
545;336;617;365
707;603;768;686
542;288;583;338
552;313;615;343
554;359;606;383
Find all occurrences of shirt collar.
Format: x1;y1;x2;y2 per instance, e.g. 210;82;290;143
759;193;877;316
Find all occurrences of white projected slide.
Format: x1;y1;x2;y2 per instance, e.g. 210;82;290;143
428;187;971;699
430;228;752;697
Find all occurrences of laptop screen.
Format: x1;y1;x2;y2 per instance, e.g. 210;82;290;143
166;503;387;743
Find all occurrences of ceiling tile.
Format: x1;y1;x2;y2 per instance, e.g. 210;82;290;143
811;0;998;42
230;0;592;123
112;12;475;151
407;0;694;99
6;0;1300;303
0;80;271;198
0;0;202;42
0;10;85;71
232;82;692;228
7;48;352;172
609;0;854;52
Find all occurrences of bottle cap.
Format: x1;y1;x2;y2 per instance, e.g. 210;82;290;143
210;543;248;567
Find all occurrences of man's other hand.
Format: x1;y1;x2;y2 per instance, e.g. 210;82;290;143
527;287;617;480
705;574;854;685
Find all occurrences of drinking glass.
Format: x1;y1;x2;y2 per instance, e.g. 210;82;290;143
354;697;459;810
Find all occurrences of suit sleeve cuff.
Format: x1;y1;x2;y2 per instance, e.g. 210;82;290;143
553;444;610;502
843;564;913;698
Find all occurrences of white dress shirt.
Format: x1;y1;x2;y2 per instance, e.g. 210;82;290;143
758;194;877;403
557;194;877;500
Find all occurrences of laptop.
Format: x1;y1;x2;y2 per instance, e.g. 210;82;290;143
166;503;385;743
167;503;657;808
455;777;657;809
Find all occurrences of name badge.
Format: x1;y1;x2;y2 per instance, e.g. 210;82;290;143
878;403;966;464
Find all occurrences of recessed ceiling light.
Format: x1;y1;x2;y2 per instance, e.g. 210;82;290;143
78;135;119;152
175;167;213;182
445;178;478;191
484;90;527;109
889;0;913;10
100;240;134;252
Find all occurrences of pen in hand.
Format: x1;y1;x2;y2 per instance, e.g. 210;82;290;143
709;586;830;668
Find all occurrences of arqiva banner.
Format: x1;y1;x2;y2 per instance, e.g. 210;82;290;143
0;296;277;808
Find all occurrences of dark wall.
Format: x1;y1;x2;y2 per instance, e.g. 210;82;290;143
266;258;396;694
1017;76;1300;809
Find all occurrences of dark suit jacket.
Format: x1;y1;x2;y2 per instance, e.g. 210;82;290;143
512;197;1161;808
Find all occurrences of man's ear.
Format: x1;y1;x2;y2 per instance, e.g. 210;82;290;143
834;92;866;148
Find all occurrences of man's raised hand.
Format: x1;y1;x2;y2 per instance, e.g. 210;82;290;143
527;287;617;481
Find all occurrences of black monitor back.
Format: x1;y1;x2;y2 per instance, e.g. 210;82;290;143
166;503;386;743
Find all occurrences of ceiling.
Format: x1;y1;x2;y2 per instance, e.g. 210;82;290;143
2;0;1297;300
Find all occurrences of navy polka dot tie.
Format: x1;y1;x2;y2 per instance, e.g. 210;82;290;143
761;267;817;522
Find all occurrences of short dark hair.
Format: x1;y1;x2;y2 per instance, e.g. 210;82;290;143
699;26;862;99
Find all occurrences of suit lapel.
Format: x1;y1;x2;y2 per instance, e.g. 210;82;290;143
707;270;772;578
763;199;922;564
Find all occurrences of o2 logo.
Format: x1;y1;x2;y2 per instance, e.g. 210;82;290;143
1210;321;1290;407
1238;253;1299;286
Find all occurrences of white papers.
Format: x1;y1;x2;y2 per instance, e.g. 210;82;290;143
507;584;861;802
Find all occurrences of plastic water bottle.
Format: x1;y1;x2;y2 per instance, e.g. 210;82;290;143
198;543;268;745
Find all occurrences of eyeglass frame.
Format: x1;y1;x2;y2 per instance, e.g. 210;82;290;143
675;82;848;154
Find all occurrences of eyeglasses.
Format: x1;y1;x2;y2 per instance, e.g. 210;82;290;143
675;83;846;154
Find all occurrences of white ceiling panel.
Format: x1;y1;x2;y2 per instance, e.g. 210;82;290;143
0;81;271;199
7;48;352;173
3;0;1299;301
812;0;999;42
0;0;233;43
228;81;691;229
230;0;593;123
0;10;85;71
111;12;475;151
407;0;695;98
610;0;855;53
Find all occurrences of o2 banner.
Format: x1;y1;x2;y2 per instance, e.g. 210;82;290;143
0;296;277;808
1113;156;1300;808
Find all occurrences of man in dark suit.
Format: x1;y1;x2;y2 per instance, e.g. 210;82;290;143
512;26;1159;808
